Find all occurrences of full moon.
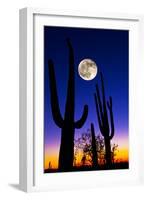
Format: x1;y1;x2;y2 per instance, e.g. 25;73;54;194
78;59;98;81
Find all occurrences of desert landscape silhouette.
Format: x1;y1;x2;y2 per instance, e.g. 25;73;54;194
44;27;129;173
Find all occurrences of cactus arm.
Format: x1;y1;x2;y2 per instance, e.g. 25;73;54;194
100;72;109;133
64;38;75;120
107;96;114;139
96;84;103;119
48;59;64;128
100;72;106;108
100;72;108;116
74;105;88;129
94;93;104;135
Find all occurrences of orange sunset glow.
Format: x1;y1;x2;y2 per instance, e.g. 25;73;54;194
44;134;129;170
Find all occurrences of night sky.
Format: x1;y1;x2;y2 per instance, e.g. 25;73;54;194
44;26;129;169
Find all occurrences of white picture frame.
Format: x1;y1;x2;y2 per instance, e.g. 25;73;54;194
19;7;144;192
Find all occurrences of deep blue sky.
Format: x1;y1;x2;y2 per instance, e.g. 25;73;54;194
44;26;129;150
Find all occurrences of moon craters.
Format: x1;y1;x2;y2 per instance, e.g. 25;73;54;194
78;59;98;81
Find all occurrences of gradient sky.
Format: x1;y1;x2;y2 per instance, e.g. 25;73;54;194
44;26;129;169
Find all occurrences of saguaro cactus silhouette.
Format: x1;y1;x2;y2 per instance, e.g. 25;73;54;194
48;39;88;171
94;72;114;167
91;123;98;168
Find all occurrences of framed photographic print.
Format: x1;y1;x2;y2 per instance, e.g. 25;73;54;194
19;8;144;192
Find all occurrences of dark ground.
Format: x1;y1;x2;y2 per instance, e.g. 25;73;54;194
44;162;129;173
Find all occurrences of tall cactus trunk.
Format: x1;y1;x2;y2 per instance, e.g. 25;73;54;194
91;123;98;168
94;72;114;168
59;125;75;170
48;39;88;171
58;38;75;170
104;138;111;166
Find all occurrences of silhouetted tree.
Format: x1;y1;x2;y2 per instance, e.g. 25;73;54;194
74;131;92;166
111;144;118;164
48;39;88;171
74;129;105;166
94;72;115;167
74;128;118;168
97;135;105;165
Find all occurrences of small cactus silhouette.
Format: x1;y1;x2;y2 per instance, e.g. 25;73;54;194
91;123;98;168
94;72;115;167
48;39;88;171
